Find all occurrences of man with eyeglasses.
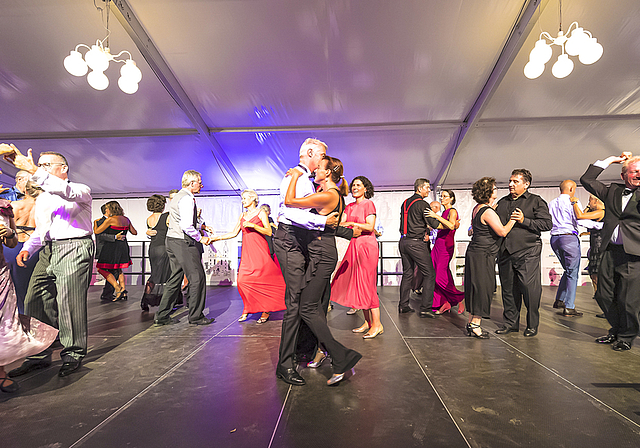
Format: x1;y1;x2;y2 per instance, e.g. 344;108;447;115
154;170;215;327
581;152;640;351
1;144;95;378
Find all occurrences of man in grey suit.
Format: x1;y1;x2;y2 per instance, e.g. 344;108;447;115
154;170;214;326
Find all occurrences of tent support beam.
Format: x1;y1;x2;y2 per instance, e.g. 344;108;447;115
434;0;549;187
110;0;247;191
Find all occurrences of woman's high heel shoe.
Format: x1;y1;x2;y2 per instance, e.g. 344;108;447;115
457;301;465;314
307;349;327;368
327;368;355;386
238;313;249;322
0;374;19;393
435;302;451;315
256;312;270;324
363;326;384;339
352;323;370;333
466;323;489;339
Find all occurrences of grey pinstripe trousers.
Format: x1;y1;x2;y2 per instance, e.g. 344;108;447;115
24;237;95;362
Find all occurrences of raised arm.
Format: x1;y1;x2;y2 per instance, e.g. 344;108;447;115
213;214;243;241
482;207;516;237
425;208;455;230
242;210;272;237
94;217;115;234
284;169;335;210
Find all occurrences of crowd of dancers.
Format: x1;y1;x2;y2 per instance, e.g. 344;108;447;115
1;139;640;394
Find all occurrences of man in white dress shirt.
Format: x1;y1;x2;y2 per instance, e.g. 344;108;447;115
1;145;94;378
274;138;339;385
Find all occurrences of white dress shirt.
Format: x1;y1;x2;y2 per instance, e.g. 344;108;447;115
177;190;202;242
23;168;93;257
277;164;327;231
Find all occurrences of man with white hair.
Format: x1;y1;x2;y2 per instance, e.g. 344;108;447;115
274;138;339;386
154;170;214;326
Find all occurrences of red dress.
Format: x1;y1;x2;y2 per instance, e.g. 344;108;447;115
237;214;286;313
431;208;464;307
330;199;380;309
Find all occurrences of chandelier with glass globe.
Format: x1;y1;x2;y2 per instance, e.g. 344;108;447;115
63;0;142;93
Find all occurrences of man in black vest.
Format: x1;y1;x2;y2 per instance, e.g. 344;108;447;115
398;178;442;318
495;169;552;337
154;170;214;326
581;152;640;350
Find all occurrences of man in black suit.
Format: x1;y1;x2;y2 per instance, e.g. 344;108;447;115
495;169;552;337
581;152;640;351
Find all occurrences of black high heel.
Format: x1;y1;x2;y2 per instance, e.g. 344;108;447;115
466;323;489;339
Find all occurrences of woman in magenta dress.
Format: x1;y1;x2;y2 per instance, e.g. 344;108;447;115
426;189;464;314
331;176;383;338
213;190;285;324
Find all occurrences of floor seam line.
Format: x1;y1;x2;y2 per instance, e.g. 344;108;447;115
68;319;237;448
380;300;473;448
268;386;291;448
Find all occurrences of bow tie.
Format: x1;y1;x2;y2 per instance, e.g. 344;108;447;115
623;188;636;196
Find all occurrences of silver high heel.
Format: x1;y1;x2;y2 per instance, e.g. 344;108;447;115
307;350;327;368
327;368;355;386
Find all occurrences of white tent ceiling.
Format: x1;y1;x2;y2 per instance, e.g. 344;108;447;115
1;0;639;196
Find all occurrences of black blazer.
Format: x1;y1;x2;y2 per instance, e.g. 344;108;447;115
580;164;640;256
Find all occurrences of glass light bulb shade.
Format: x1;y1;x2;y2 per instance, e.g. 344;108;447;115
120;60;142;83
85;45;110;72
118;76;139;94
578;38;603;65
524;61;545;79
63;50;88;77
565;27;588;56
529;39;552;64
87;70;109;90
552;54;574;78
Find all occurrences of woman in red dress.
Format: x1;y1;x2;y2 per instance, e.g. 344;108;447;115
331;176;383;338
94;201;137;301
213;190;285;323
426;189;464;314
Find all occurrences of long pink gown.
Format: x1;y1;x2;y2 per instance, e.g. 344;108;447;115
431;208;464;308
237;214;286;313
330;199;380;309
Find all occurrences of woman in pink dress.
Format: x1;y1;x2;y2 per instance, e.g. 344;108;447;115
213;190;285;324
0;199;58;393
426;189;465;314
331;176;383;338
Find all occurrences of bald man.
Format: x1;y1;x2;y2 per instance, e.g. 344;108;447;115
548;180;583;316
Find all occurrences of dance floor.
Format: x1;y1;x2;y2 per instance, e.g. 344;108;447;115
3;284;640;448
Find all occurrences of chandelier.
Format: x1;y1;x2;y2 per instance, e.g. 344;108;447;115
63;0;142;93
524;2;603;79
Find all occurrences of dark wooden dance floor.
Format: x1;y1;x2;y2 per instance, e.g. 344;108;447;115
3;284;640;448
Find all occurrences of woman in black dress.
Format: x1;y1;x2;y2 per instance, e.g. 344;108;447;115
284;156;362;385
94;201;137;301
141;194;171;311
464;177;516;338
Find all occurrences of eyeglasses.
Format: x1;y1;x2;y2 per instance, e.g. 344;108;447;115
38;162;66;168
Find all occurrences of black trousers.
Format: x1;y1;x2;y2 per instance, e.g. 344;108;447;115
497;243;542;330
156;237;207;323
298;235;360;374
399;238;435;312
275;224;314;370
596;244;640;344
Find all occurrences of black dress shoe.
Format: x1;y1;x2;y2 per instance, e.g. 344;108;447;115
595;334;617;344
398;306;415;314
58;360;82;377
189;317;215;325
562;308;583;317
553;299;565;309
8;358;52;378
153;318;176;327
418;311;438;318
495;326;519;334
612;340;632;351
276;366;306;386
523;328;538;337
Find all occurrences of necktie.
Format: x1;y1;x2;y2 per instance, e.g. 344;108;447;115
623;188;635;196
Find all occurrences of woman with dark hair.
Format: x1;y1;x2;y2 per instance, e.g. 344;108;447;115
331;176;384;338
284;155;362;385
94;201;137;301
427;189;465;314
141;194;171;311
213;190;285;323
464;177;516;338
